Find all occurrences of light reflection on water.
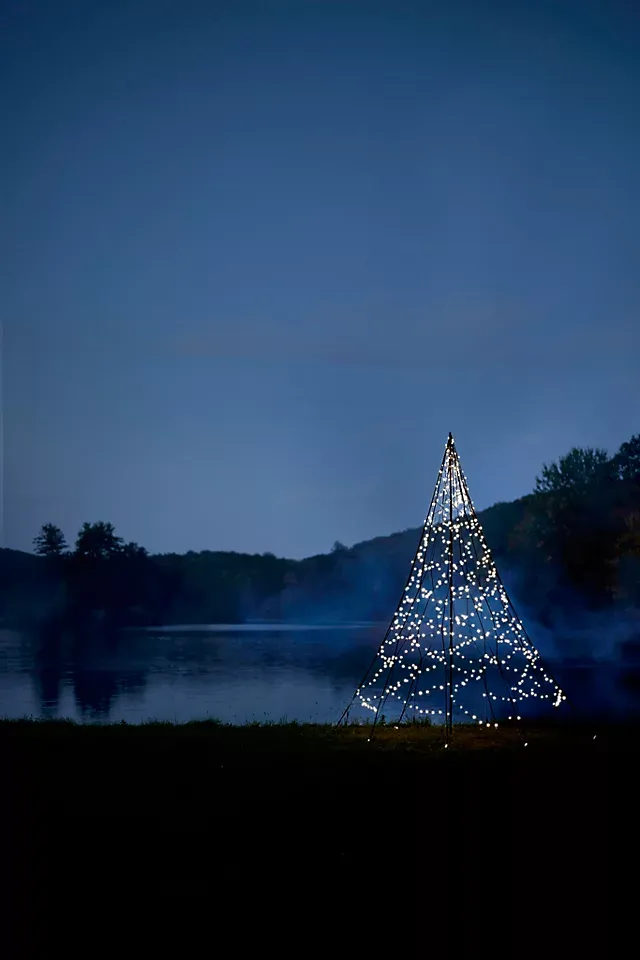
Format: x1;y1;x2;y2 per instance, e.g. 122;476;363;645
0;625;637;725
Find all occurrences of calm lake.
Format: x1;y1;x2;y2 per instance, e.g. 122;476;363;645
0;623;638;724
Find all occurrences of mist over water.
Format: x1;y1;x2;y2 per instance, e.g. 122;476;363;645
0;624;637;725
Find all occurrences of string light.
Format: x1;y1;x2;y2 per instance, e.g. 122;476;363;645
340;432;566;733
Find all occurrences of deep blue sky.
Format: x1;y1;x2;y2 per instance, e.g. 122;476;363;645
2;0;639;558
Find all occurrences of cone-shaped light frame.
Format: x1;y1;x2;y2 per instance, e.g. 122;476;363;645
339;434;565;733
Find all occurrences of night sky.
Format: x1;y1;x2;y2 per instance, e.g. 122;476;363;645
3;0;639;559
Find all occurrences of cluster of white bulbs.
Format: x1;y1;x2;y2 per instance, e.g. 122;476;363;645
355;435;565;727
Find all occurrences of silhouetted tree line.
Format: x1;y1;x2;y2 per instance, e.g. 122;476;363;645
1;433;638;631
474;435;640;623
16;520;293;629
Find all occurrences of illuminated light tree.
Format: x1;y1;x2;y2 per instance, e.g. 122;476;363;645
339;433;566;735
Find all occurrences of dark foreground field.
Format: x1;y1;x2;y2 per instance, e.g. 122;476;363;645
1;718;629;958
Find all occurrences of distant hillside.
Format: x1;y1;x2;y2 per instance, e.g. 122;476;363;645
252;496;540;624
5;434;638;644
0;495;537;628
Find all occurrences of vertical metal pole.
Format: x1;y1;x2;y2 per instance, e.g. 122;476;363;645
447;434;454;737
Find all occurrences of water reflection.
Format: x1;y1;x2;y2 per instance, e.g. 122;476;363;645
0;624;637;724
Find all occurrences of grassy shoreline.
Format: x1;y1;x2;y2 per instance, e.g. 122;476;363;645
1;714;635;741
2;715;634;788
1;714;636;762
2;717;623;956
